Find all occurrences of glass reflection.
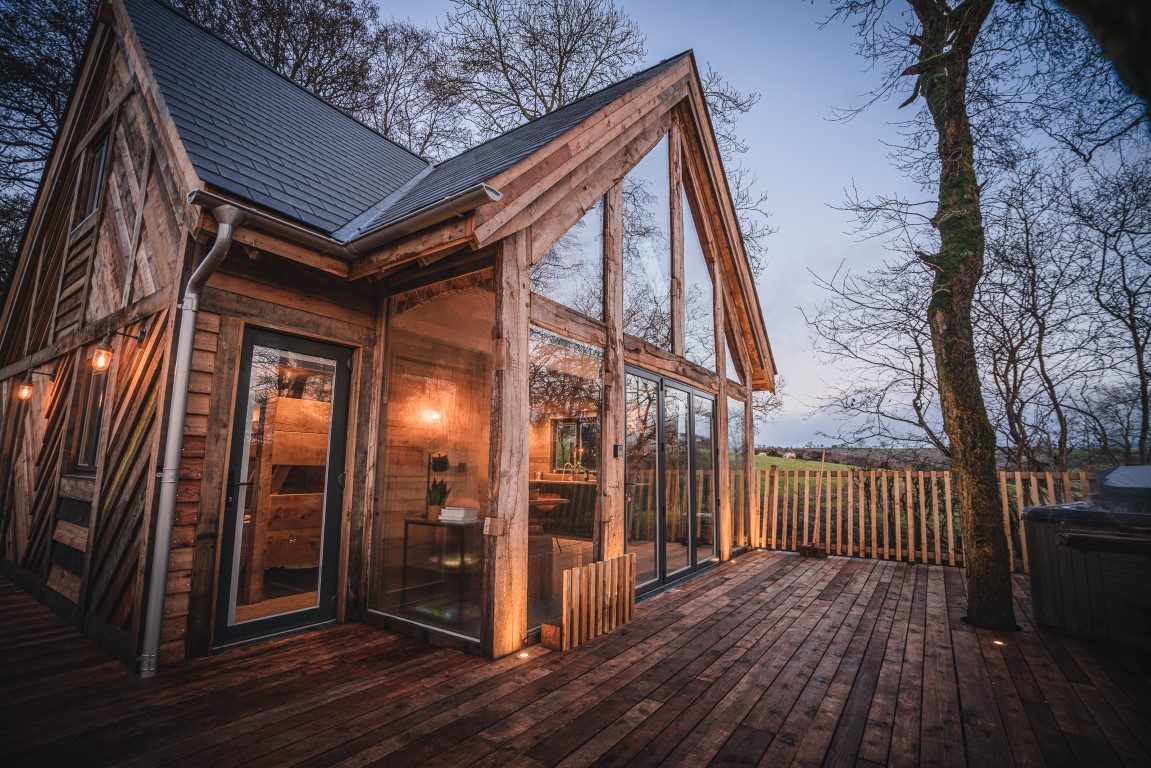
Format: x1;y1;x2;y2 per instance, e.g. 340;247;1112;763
625;374;659;586
665;388;690;575
370;274;494;640
531;198;604;319
683;189;716;370
230;346;335;624
528;328;601;629
623;135;671;350
728;397;748;548
694;396;716;561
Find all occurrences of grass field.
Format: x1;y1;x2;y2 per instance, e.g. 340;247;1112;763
754;455;856;473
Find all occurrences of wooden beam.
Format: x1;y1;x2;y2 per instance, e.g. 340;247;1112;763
669;122;685;358
0;289;168;383
715;260;731;561
482;228;530;659
621;333;721;394
347;219;474;281
529;294;606;348
475;64;693;244
231;227;349;279
502;103;679;256
599;183;625;562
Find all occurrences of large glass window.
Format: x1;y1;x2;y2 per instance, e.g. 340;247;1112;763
369;274;495;640
694;396;716;561
527;327;601;629
625;374;659;587
728;397;749;548
623;135;672;351
683;190;716;370
531;198;604;319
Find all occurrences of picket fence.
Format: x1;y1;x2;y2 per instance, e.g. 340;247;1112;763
749;467;1096;573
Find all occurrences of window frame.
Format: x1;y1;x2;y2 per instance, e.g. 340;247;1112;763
73;127;110;225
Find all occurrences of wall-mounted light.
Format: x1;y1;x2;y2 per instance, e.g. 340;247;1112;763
15;367;58;401
91;327;147;371
91;337;114;371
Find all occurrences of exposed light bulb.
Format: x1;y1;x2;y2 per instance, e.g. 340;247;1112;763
91;338;113;371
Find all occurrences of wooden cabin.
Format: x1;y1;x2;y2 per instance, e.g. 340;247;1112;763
0;0;776;674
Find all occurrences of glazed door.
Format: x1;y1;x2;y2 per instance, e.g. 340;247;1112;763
214;329;352;648
624;369;717;594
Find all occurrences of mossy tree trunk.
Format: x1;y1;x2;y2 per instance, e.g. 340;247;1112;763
908;0;1016;629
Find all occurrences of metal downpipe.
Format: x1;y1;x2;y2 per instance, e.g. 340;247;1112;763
139;204;244;678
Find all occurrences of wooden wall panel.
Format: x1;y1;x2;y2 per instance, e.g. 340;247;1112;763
85;313;166;636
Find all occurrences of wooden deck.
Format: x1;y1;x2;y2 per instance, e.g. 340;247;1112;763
2;550;1149;767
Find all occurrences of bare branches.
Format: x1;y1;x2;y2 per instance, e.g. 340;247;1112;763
442;0;646;136
0;0;96;191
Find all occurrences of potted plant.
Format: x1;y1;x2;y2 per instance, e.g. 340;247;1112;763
426;478;450;520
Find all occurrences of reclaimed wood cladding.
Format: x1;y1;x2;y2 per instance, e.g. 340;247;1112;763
163;308;218;663
0;25;194;669
1;356;75;579
85;313;167;646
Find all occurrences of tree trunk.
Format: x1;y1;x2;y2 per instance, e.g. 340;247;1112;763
910;0;1016;629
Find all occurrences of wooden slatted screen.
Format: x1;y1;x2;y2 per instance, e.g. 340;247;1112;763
542;552;636;652
753;467;1096;574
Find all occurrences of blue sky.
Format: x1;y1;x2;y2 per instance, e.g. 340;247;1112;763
387;0;922;446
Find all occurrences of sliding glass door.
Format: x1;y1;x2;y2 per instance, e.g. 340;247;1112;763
624;368;717;593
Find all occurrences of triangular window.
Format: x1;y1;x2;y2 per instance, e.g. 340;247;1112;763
531;198;604;319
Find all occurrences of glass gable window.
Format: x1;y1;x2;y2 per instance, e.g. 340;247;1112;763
683;189;716;370
528;327;601;630
623;135;672;351
725;337;742;384
531;198;604;319
369;273;495;640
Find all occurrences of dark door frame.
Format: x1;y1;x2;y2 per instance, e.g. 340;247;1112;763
624;365;718;596
213;327;353;649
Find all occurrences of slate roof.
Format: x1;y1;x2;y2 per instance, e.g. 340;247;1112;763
123;0;687;241
123;0;429;234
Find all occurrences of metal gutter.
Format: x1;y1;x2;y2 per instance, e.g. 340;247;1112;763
187;183;502;263
139;204;244;678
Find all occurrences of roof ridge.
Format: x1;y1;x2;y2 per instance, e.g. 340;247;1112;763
137;0;430;167
336;164;436;241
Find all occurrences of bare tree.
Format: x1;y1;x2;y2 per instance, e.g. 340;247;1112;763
1067;156;1151;463
178;0;387;116
0;0;95;191
752;377;787;430
806;260;948;454
442;0;646;136
827;0;1018;629
976;160;1104;471
699;63;775;279
368;21;471;161
0;191;30;303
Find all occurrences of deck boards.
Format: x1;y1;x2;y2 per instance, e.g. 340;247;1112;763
2;551;1149;767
